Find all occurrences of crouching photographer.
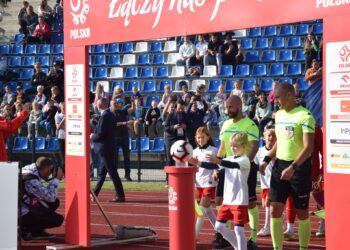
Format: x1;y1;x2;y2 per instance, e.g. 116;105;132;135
20;157;64;241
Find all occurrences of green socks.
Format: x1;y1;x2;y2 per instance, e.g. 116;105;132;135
271;217;283;250
248;207;259;242
298;218;311;250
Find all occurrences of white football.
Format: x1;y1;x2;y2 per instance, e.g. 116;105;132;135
170;140;193;163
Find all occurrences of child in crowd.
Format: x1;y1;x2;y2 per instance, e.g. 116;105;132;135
34;85;47;108
255;125;276;237
230;80;244;99
132;85;143;105
27;101;42;139
129;98;144;138
212;84;227;117
158;84;171;110
41;99;58;140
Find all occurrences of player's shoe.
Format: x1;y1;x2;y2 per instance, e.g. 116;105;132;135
283;230;295;241
212;233;232;249
315;229;325;237
257;227;270;236
247;238;258;250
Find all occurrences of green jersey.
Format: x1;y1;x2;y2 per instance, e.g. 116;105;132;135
219;117;259;157
275;105;315;161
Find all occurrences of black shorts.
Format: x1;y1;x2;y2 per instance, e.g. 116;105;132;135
269;158;312;210
216;168;225;197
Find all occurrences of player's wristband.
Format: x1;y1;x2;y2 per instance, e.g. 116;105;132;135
263;156;272;164
291;163;299;171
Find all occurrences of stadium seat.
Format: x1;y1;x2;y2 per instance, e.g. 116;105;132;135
92;44;105;54
213;137;220;148
34;137;46;151
150;41;162;53
287;37;302;48
279;77;293;84
270;37;285;49
297;78;308;91
202;65;217;77
286;63;302;76
37;56;50;67
109;67;123;78
264;25;277;36
155;66;169;78
243;79;257;92
277;49;293;62
89;69;93;79
235;64;250;77
143;80;156;93
245;51;259;63
51;32;63;44
121;54;136;65
135;42;148;53
52;44;63;54
93;55;106;66
144;95;160;108
22;56;35;67
107;43;120;53
125;80;141;93
219;65;233;77
55;12;63;22
169;66;185;78
8;56;21;67
106;55;121;66
175;79;189;90
52;56;63;63
37;44;51;54
125;67;138;79
93;67;108;79
260;78;274;92
132;138;150;152
295;23;309;35
279;25;293;36
252;64;267;77
153;54;165;64
53;22;63;32
96;80;110;93
121;42;134;53
11;44;23;55
261;50;276;62
225;80;234;92
47;137;60;151
269;63;284;76
255;38;269;49
14;34;25;43
140;67;154;78
13;137;29;151
138;54;150;65
191;79;206;91
6;82;17;92
89;55;92;65
165;53;180;65
41;68;49;75
150;137;165;152
163;40;177;52
312;23;323;35
21;82;33;91
249;27;262;37
208;79;222;93
25;44;37;55
158;80;173;92
19;69;34;80
294;49;306;61
240;38;253;49
0;44;10;55
111;80;125;92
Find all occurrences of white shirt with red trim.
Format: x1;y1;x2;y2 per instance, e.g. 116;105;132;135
194;145;218;188
254;146;274;189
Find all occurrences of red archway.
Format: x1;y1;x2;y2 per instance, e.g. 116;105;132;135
63;0;350;248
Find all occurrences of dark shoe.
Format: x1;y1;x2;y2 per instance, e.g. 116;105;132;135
125;176;132;182
31;230;55;240
247;238;258;250
109;197;126;202
212;232;232;249
212;232;223;245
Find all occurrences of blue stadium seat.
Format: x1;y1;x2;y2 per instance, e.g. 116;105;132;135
219;65;233;77
225;80;234;92
155;66;169;78
140;67;153;78
41;68;49;75
125;80;141;93
7;82;17;92
0;44;10;55
125;67;138;79
255;38;269;49
158;80;173;92
152;54;165;65
286;63;302;76
279;25;293;36
111;80;125;92
34;137;46;151
287;37;302;48
213;137;220;148
55;12;63;22
295;24;309;36
269;63;284;76
149;41;162;53
235;64;250;77
8;56;21;67
261;50;276;62
52;56;63;63
270;37;285;49
240;38;253;49
93;67;108;79
89;80;94;91
264;25;277;36
143;80;156;93
144;95;160;108
279;78;293;84
297;78;308;91
294;50;306;61
53;22;64;32
51;32;64;44
14;34;25;43
107;43;119;53
243;79;257;92
252;64;267;77
249;27;262;37
37;56;50;67
22;56;35;67
138;54;150;65
52;44;63;54
38;44;51;54
277;50;293;62
92;44;105;54
19;69;34;80
13;137;29;151
121;42;134;53
312;23;323;35
132;138;150;152
25;44;37;55
47;137;60;151
22;82;33;91
106;55;120;66
260;78;274;92
150;137;165;152
245;51;259;63
93;55;106;66
208;79;222;93
11;45;24;55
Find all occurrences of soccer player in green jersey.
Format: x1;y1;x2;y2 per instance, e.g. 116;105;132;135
260;82;315;250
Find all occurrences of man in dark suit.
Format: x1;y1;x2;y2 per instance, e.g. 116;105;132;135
91;98;125;202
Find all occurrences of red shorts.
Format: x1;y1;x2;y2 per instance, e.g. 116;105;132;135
196;187;216;200
216;205;249;225
261;188;269;200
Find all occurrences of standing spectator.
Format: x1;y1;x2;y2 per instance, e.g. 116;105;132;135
158;84;171;110
161;94;177;123
230;79;244;99
144;100;160;138
33;16;51;43
176;36;196;68
1;84;16;107
93;84;109;114
34;85;47;108
222;34;239;67
55;102;65;160
27;101;42;139
47;61;64;93
305;59;322;86
192;34;208;68
22;5;38;35
235;40;244;65
31;62;47;90
303;32;319;69
18;1;29;22
187;99;207;148
204;33;223;75
38;0;54;25
129;98;145;139
40;99;58;139
254;92;272;137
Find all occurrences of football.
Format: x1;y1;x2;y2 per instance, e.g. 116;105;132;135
170;140;193;163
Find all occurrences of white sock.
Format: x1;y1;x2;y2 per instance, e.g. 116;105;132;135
264;207;270;230
287;223;294;233
204;206;216;228
195;215;204;239
234;225;247;250
215;221;238;249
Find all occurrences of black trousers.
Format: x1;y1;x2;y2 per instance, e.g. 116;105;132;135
116;137;131;177
21;199;64;233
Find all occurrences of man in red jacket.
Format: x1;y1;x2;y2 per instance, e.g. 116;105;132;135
0;103;30;161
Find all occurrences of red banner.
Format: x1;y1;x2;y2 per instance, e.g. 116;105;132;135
64;0;350;47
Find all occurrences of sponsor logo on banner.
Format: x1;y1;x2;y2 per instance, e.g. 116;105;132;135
316;0;350;8
69;0;91;40
168;186;178;211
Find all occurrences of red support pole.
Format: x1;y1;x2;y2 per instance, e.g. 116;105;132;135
164;166;196;250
